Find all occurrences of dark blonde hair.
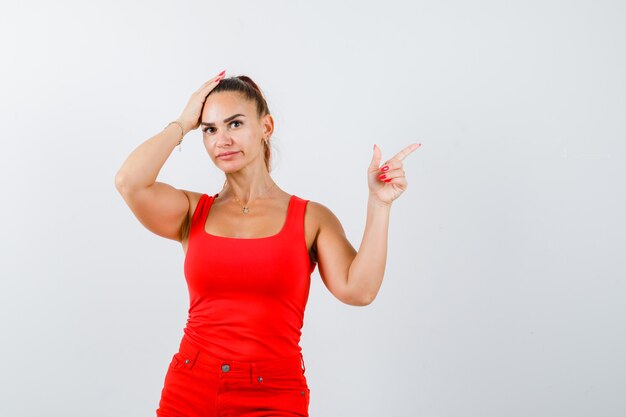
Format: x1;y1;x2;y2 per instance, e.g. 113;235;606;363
209;75;273;172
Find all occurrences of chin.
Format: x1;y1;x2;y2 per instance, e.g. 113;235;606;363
217;161;245;173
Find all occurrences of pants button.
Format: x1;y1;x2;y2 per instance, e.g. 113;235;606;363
221;364;230;372
257;376;263;382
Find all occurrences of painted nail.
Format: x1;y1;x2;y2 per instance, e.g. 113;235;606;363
381;165;389;172
219;70;226;75
384;179;392;182
379;174;386;179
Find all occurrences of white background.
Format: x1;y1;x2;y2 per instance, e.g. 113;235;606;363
1;1;625;416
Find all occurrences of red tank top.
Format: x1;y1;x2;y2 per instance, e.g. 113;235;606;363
182;193;317;361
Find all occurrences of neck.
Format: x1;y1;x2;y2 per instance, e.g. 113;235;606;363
221;168;275;203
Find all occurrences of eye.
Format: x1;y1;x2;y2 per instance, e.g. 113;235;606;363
202;120;242;133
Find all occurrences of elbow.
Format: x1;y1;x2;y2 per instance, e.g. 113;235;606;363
114;171;139;194
114;171;127;191
344;291;376;307
342;278;377;306
360;293;376;306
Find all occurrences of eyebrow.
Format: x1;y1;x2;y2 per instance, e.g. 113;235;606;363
200;114;246;126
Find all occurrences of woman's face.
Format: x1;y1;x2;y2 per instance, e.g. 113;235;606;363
200;91;272;173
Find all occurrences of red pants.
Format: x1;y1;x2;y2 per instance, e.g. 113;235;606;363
156;335;310;417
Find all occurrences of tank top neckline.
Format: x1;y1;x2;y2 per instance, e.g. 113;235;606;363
201;193;296;241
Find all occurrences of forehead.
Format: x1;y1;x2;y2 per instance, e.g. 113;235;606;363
202;91;255;119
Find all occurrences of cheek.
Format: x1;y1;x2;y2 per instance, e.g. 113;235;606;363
202;136;214;148
202;139;214;155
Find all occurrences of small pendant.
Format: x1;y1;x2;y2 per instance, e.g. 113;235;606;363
243;206;249;214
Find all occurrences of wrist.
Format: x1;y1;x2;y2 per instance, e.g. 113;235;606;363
368;193;392;208
175;119;192;136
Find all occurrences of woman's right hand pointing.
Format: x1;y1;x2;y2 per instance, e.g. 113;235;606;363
176;70;226;134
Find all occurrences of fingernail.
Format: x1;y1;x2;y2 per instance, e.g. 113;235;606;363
384;179;392;182
379;174;386;179
381;165;389;172
219;70;226;75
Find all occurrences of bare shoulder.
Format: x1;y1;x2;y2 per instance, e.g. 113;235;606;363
183;190;206;219
305;200;343;230
303;199;348;253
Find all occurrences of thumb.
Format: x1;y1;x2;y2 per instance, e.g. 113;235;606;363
370;143;382;171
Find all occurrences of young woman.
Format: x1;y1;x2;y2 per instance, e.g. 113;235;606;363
114;70;420;417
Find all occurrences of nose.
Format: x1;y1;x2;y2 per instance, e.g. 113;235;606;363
214;131;234;148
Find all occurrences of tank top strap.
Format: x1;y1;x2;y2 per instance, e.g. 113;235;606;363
284;195;308;236
190;193;215;231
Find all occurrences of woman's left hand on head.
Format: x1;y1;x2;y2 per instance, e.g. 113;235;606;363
368;143;421;206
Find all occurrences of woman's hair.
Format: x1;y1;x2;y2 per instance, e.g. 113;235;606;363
209;75;273;172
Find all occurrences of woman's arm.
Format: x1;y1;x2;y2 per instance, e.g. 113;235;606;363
314;196;391;306
315;142;421;306
114;122;192;241
114;72;225;241
347;195;391;304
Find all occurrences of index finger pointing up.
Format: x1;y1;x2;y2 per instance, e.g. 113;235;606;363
391;143;422;162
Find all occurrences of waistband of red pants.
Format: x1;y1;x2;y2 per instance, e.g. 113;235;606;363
175;334;306;374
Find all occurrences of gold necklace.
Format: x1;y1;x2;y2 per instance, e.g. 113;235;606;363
222;180;278;214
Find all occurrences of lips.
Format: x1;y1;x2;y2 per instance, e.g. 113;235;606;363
217;151;241;157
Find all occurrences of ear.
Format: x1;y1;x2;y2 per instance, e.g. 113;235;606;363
262;113;274;137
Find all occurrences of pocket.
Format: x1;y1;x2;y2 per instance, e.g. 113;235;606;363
257;371;309;416
304;386;310;411
167;350;198;371
260;370;304;392
166;353;179;370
